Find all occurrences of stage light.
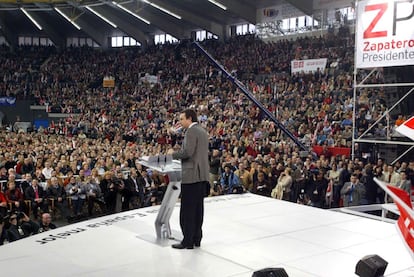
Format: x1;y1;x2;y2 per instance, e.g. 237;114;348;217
355;254;388;277
252;267;289;277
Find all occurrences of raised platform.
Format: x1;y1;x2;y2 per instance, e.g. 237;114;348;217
0;193;412;277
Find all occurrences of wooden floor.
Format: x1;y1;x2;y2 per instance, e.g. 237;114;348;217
0;193;412;277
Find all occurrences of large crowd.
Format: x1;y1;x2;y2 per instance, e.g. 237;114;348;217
0;27;413;245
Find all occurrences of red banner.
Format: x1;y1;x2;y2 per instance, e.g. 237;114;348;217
312;146;351;158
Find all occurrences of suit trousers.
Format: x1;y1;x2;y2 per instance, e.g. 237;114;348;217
180;181;205;247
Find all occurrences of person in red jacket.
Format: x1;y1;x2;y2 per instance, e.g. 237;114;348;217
5;181;25;213
0;191;7;218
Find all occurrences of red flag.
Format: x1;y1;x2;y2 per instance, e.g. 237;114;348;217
396;116;414;141
375;178;414;257
395;200;414;253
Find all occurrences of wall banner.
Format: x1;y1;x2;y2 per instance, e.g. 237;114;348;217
291;58;327;74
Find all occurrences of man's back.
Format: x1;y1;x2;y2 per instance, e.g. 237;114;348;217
173;124;209;184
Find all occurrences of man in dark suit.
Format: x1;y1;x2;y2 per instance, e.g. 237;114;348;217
124;168;146;208
168;109;210;249
24;178;48;219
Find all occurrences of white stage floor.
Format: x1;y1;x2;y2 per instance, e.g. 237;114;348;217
0;193;412;277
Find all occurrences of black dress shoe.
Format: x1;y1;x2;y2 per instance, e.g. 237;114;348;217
194;243;200;247
172;243;193;249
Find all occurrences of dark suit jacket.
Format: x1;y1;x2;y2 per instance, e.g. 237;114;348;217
172;123;209;184
46;185;66;201
125;176;145;196
25;186;46;202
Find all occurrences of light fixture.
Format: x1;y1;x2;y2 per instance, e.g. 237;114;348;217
20;8;43;30
208;0;227;10
141;0;181;19
85;6;117;28
112;2;150;24
54;7;81;30
355;254;388;277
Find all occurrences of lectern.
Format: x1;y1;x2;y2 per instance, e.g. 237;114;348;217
138;155;181;239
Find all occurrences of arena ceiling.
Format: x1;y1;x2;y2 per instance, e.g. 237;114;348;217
0;0;311;48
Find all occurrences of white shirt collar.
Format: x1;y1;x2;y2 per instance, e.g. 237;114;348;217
189;122;197;129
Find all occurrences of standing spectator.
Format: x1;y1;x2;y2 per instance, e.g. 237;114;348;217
361;165;378;204
100;172;124;214
341;174;366;207
252;171;271;197
124;168;145;209
209;149;221;186
383;165;401;186
374;165;385;204
396;171;411;195
85;176;106;217
306;170;328;208
272;167;293;201
327;163;340;207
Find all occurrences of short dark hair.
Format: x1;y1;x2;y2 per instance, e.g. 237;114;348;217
183;109;198;123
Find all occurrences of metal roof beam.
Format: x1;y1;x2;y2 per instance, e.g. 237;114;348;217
219;0;256;23
27;10;66;48
284;0;313;15
150;0;224;38
92;4;151;47
0;11;17;48
132;6;186;39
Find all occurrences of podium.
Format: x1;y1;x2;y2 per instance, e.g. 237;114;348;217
138;155;181;239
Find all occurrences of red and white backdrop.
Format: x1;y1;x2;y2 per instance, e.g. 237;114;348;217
356;0;414;68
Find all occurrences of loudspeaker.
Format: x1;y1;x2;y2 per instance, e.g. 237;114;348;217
355;254;388;277
252;267;289;277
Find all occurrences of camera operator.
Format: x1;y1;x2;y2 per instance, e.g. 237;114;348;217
305;169;328;208
209;180;223;196
5;212;39;242
100;171;124;214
